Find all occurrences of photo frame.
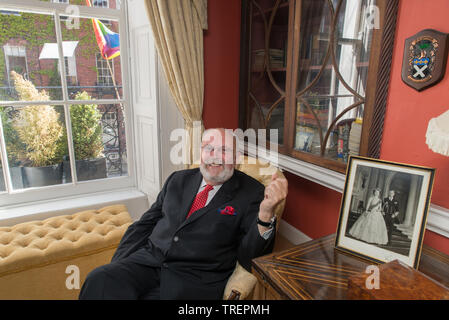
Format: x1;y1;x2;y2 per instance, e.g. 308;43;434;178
295;131;314;152
335;156;435;269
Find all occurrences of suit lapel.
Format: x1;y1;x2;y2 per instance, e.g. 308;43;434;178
177;169;203;226
176;170;240;232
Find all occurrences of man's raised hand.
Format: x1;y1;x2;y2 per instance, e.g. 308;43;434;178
259;172;288;222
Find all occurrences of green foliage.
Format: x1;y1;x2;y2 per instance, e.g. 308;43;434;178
0;54;5;85
419;42;430;50
0;107;26;166
0;9;99;84
69;91;104;160
1;10;108;165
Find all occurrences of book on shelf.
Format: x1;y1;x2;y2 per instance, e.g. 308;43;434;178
337;118;358;162
348;118;362;156
252;49;285;70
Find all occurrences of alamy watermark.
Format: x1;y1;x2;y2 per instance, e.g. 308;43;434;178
65;264;80;290
365;265;380;290
169;122;279;175
366;5;380;30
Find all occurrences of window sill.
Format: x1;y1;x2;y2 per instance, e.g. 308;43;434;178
245;142;345;192
245;143;449;239
0;188;149;227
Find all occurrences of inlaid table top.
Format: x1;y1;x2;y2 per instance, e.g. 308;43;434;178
252;234;449;300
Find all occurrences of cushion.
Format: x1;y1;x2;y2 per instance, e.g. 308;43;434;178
0;204;132;277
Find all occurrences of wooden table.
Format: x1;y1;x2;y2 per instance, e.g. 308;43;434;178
251;234;449;300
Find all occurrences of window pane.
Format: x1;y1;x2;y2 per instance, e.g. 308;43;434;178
0;10;63;101
59;16;122;100
0;153;5;192
64;101;127;182
1;105;69;190
294;0;375;162
46;0;120;10
247;0;289;145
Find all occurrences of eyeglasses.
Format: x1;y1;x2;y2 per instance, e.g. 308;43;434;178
201;145;234;155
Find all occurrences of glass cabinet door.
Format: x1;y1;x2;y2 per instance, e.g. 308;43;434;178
246;0;290;145
240;0;398;172
293;0;376;164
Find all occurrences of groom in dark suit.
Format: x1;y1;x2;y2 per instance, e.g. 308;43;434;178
382;190;400;245
79;128;288;299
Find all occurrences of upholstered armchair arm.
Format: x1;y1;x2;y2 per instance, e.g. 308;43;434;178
223;262;258;300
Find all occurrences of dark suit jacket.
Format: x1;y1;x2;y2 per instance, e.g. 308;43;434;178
111;168;275;299
383;197;399;218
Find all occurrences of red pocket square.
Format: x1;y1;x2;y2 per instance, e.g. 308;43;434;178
219;206;236;216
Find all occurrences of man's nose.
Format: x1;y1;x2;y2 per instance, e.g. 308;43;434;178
210;148;224;157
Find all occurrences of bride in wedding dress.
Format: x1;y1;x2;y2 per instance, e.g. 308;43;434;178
349;188;389;245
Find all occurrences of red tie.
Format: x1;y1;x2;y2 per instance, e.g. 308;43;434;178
186;184;214;219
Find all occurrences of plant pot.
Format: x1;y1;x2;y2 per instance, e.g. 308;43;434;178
0;167;23;192
63;157;107;182
10;166;24;190
21;163;63;188
1;166;27;190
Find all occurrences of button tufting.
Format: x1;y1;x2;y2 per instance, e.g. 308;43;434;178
0;205;132;277
50;234;63;241
17;229;31;235
34;231;47;238
34;243;48;251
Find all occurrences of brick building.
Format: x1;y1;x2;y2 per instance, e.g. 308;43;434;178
1;0;127;177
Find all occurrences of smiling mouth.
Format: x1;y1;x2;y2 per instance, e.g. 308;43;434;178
206;163;223;168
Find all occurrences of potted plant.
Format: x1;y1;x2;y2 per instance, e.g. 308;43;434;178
10;71;65;188
0;107;25;189
62;91;106;182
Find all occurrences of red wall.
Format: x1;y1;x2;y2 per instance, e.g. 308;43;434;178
203;0;449;255
203;0;241;130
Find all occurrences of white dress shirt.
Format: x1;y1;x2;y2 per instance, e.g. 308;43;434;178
197;179;274;240
197;179;223;206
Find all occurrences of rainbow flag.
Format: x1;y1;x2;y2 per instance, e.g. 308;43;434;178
86;0;120;60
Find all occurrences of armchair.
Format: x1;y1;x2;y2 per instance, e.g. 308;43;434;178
191;155;286;300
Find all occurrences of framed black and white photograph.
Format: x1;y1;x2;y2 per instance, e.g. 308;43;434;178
335;156;435;269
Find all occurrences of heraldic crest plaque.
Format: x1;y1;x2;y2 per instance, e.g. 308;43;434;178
402;29;449;91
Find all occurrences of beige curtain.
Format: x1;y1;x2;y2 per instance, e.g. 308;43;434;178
144;0;208;164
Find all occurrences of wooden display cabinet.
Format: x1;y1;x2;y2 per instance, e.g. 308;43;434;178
239;0;399;173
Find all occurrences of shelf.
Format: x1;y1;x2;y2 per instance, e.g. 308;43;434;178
298;61;370;71
252;67;286;72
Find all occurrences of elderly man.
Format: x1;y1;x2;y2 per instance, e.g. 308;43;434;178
79;128;288;300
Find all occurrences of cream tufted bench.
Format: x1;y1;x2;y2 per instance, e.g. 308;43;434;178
0;204;132;299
